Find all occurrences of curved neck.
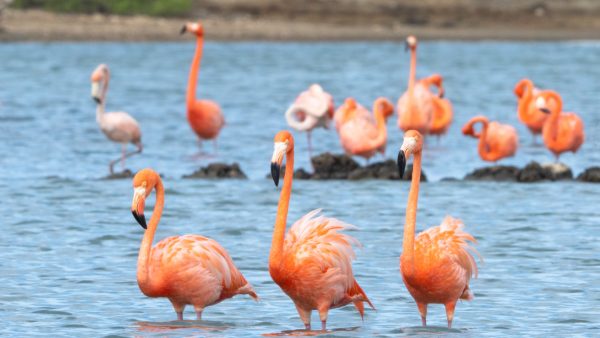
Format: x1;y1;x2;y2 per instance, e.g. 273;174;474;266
521;80;533;101
546;92;563;140
371;101;389;145
187;36;203;107
137;178;164;292
402;151;422;273
473;118;491;159
270;149;294;267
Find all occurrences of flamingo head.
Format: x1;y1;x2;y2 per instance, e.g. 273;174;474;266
90;64;109;104
131;168;159;229
180;21;204;37
428;74;444;98
513;78;532;98
375;97;394;119
397;130;423;178
405;35;417;51
271;131;294;187
535;96;551;114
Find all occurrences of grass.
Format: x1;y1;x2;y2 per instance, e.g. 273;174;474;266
11;0;192;17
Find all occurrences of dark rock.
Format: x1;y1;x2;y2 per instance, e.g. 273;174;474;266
184;163;247;179
542;163;573;181
465;165;519;181
403;164;427;182
517;161;546;182
577;167;600;183
104;169;134;180
440;177;460;182
311;153;359;179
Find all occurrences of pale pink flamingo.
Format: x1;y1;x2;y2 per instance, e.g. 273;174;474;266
91;64;142;174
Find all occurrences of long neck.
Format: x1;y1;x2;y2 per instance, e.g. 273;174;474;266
407;48;417;103
96;77;108;123
475;119;491;159
137;179;164;292
402;151;422;273
546;92;563;140
522;80;533;102
270;150;294;267
371;101;389;146
186;36;203;107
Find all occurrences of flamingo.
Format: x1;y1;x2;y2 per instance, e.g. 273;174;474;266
421;74;453;137
90;64;142;174
397;35;434;135
462;115;519;162
269;130;374;331
336;97;394;161
130;168;257;320
285;84;334;162
535;91;585;161
514;78;556;141
181;21;225;152
397;130;480;328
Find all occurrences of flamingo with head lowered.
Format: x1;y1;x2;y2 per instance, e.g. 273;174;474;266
397;130;480;328
269;130;374;331
462;115;519;162
90;64;142;174
421;74;453;137
130;168;257;320
181;21;225;153
514;78;556;142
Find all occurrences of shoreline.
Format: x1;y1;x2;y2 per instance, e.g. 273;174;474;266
1;9;600;42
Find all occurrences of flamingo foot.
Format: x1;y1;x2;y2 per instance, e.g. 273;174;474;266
176;312;183;321
421;316;426;327
196;311;202;321
321;320;327;331
304;323;311;331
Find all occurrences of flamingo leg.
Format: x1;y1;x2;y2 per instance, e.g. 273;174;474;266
108;143;142;174
294;303;311;330
121;144;126;169
318;306;329;331
417;302;428;327
170;300;185;321
194;305;204;321
444;301;457;329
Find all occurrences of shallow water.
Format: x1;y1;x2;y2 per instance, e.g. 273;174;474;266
0;41;599;337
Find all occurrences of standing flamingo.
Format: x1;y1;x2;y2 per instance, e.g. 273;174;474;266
397;130;480;328
130;168;257;320
397;35;434;134
90;64;142;174
421;74;453;137
181;21;225;152
285;84;334;161
514;78;556;141
269;131;374;331
462;116;519;162
336;97;394;161
535;91;585;161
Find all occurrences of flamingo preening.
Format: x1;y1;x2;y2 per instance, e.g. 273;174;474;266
269;130;374;331
90;64;142;174
535;91;585;161
514;78;556;141
181;21;225;152
422;74;453;137
462;115;519;162
397;130;480;328
130;169;257;320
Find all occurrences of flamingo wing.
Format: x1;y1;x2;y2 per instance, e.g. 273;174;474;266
101;111;141;143
285;87;333;131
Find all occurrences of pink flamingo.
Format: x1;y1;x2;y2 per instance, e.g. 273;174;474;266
285;84;334;161
131;168;258;320
91;64;142;174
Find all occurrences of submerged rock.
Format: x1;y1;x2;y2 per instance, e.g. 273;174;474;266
184;163;247;179
464;165;519;181
104;169;134;180
541;163;573;181
518;161;573;182
577;167;600;183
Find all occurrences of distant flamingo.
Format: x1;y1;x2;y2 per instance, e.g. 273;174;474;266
535;91;585;161
337;97;394;160
514;78;556;140
269;131;373;330
130;168;257;320
462;116;519;162
397;130;480;328
422;74;453;137
397;35;433;134
181;21;225;152
285;84;334;161
90;64;142;174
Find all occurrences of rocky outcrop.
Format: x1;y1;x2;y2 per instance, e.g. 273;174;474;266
465;161;574;182
464;165;520;181
104;169;134;180
577;167;600;183
184;163;247;179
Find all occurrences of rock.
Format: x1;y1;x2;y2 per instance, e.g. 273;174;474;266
517;161;546;182
104;169;134;180
293;168;312;179
184;163;247;179
577;167;600;183
465;165;519;181
311;153;359;179
541;163;573;181
403;164;427;182
440;177;460;182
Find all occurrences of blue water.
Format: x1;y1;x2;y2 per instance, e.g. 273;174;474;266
0;41;599;337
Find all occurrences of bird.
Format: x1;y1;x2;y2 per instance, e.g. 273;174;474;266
285;84;334;162
90;64;142;174
397;130;480;328
130;168;257;320
462;115;519;162
336;97;394;161
535;91;585;161
268;130;374;331
181;21;225;153
397;35;434;135
514;78;556;142
421;74;453;137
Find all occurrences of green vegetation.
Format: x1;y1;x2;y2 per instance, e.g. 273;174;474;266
11;0;192;17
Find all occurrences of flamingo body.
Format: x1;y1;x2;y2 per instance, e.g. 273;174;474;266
462;116;518;162
421;74;453;136
286;84;334;132
397;82;433;134
536;91;584;159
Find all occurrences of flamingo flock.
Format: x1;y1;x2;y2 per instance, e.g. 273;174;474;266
80;21;589;332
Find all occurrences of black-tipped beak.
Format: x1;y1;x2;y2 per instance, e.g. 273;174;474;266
132;210;147;229
180;25;187;35
397;150;406;178
539;107;551;114
93;96;101;104
271;162;280;187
